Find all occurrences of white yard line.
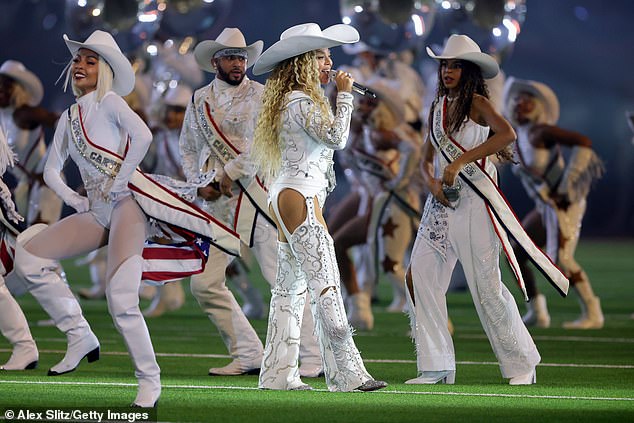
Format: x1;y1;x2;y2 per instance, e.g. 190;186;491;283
0;380;632;402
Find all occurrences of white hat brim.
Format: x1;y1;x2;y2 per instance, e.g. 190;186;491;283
0;65;43;106
64;34;135;97
502;77;560;125
194;40;264;73
253;24;359;75
426;47;499;79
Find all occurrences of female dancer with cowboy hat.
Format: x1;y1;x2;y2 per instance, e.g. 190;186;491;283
405;34;567;386
251;22;387;392
503;77;604;329
0;61;99;374
13;30;161;407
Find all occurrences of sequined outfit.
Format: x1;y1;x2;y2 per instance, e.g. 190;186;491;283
408;106;541;380
261;90;375;392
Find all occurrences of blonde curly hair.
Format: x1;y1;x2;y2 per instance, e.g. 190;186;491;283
251;50;332;183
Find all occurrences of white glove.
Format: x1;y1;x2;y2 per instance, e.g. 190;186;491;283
66;192;90;213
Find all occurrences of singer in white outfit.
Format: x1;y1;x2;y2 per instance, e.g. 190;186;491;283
13;31;160;407
251;22;387;392
180;28;321;377
406;35;541;386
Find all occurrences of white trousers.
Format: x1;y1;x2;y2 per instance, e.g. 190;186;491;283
409;193;540;378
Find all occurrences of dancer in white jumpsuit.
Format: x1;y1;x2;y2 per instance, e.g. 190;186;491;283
14;30;160;407
180;28;321;377
251;22;387;392
406;35;541;386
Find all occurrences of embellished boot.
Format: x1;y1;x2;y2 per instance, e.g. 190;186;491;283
259;242;310;390
290;201;386;392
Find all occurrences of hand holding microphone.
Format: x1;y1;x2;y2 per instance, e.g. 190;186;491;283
323;70;377;98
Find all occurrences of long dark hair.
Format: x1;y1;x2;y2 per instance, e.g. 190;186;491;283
435;59;488;135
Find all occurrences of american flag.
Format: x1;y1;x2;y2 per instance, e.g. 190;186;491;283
141;223;212;283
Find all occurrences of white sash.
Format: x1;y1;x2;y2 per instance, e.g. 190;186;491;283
69;104;241;257
195;99;273;246
430;97;569;299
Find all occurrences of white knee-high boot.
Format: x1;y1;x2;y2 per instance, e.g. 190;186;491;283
0;276;38;370
289;202;386;392
106;255;160;407
259;242;309;390
14;225;99;375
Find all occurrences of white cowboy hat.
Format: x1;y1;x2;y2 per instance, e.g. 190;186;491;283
253;23;360;75
194;28;263;73
63;30;135;96
503;77;560;125
0;60;44;106
426;34;499;79
163;85;192;108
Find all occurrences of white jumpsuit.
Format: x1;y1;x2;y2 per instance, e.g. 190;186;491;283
409;112;541;379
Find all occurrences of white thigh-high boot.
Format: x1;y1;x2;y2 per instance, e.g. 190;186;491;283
106;255;160;407
290;200;386;392
14;225;100;375
259;241;310;390
0;276;38;370
249;219;322;377
190;248;263;376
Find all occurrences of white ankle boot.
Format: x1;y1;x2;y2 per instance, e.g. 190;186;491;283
509;368;536;385
14;224;100;376
107;255;160;407
563;280;604;329
0;278;38;370
405;370;456;384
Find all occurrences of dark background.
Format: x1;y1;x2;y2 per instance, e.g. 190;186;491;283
1;0;632;237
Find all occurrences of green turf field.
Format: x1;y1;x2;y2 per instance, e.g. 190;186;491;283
1;240;633;422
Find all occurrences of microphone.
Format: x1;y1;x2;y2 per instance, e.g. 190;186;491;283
323;70;377;98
